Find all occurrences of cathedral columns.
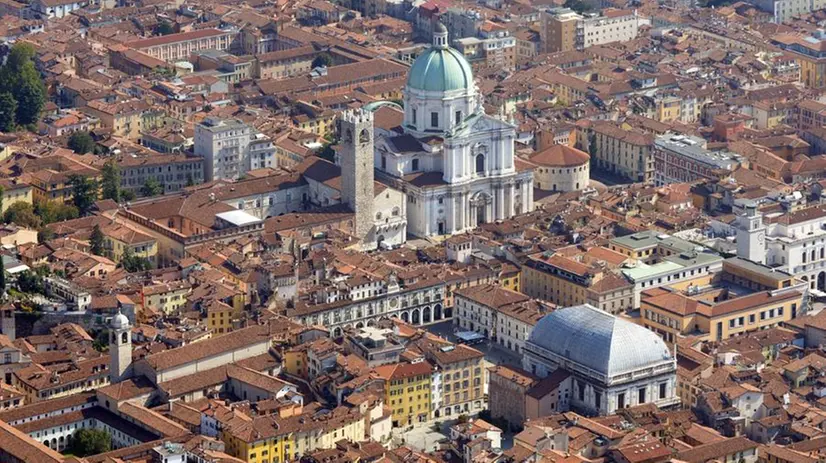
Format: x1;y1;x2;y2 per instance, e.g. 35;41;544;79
525;182;533;212
445;193;455;234
505;183;514;217
455;193;465;231
495;185;505;220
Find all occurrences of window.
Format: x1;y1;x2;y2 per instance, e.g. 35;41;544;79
412;108;417;124
455;110;462;125
412;159;419;171
618;392;626;409
659;383;667;399
638;387;646;404
431;112;439;128
476;154;485;174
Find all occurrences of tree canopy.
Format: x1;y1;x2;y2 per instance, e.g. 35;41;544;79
0;42;46;128
90;225;105;256
141;177;163;197
68;132;95;154
68;429;111;457
121;248;151;273
101;160;121;202
69;175;98;216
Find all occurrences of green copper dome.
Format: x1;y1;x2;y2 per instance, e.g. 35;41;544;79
406;46;474;93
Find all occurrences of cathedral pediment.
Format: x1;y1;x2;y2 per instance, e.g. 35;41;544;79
452;114;514;138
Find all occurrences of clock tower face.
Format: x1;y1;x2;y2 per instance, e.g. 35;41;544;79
757;232;765;245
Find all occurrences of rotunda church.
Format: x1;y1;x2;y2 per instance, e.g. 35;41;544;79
371;23;534;237
523;304;679;416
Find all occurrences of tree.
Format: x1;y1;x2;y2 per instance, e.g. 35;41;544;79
185;174;195;187
0;92;17;132
140;177;163;197
3;202;41;228
68;175;98;216
68;428;111;457
90;225;104;256
101;160;121;202
34;201;78;225
563;0;590;13
68;131;95;154
120;248;151;273
154;20;175;35
312;53;333;69
37;227;54;243
0;252;6;295
0;43;45;127
92;329;109;352
16;270;43;294
14;69;46;126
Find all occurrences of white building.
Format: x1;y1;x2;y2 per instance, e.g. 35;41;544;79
577;10;642;50
735;201;826;292
523;304;679;416
30;0;86;18
747;0;826;23
372;23;534;237
654;134;741;186
529;144;590;192
195;118;276;182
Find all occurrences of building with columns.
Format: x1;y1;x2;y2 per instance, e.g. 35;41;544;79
372;23;533;237
522;304;679;416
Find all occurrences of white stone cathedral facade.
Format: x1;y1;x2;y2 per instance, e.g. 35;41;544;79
368;24;533;238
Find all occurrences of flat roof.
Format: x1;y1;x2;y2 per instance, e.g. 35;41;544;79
622;260;683;281
216;210;262;227
655;134;739;169
723;257;793;283
610;230;696;253
455;331;485;341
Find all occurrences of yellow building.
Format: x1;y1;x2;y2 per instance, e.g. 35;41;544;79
282;347;309;378
83;99;151;140
413;337;486;418
501;263;521;292
576;120;654;183
206;300;237;334
292;101;336;138
722;257;796;291
657;96;682;123
221;415;294;463
101;223;158;266
142;281;191;315
375;361;433;427
522;252;634;314
221;404;368;463
773;33;826;89
641;286;804;343
0;179;33;214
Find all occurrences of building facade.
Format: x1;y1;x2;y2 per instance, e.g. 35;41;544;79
523;305;679;416
195;118;276;182
373;23;534;238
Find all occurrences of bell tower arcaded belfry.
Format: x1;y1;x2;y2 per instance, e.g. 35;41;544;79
339;109;375;250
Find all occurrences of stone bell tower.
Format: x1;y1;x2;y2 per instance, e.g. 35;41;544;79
339;109;375;250
109;311;132;383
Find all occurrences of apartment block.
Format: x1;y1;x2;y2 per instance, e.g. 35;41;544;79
195;118;276;182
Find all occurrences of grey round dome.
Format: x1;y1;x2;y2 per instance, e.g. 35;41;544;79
528;304;673;377
435;22;448;33
111;312;130;330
